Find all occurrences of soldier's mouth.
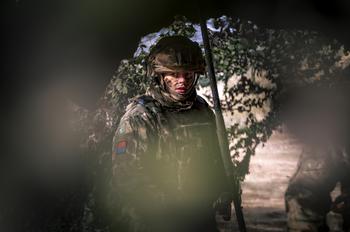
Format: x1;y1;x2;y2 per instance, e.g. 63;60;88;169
175;87;187;94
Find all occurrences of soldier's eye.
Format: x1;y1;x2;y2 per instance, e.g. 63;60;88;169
184;72;194;79
163;72;176;77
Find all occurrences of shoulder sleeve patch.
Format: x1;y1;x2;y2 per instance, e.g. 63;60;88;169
115;140;128;155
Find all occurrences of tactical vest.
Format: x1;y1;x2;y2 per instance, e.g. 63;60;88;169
134;95;224;207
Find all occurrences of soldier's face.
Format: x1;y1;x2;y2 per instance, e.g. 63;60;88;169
163;72;195;95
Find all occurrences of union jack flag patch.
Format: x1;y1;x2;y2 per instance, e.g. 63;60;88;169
115;140;127;154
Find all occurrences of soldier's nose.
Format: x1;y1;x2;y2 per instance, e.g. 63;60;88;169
177;73;186;83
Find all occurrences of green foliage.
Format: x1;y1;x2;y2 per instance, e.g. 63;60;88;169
102;16;348;182
104;57;148;120
78;15;348;231
26;15;348;232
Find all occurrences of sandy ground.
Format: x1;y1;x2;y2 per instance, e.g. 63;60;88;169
217;131;345;232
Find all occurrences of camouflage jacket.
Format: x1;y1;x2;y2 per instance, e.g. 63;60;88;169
111;93;227;231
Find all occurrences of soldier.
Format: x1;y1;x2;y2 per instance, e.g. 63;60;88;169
111;36;229;232
284;82;350;232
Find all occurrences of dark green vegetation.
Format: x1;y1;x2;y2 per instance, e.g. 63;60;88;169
103;16;348;182
15;16;348;232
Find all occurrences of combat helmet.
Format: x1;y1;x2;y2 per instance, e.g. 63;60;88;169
147;36;205;77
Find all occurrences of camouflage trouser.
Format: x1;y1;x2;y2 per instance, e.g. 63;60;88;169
285;146;350;232
110;204;219;232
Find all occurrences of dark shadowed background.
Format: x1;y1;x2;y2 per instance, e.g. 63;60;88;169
2;0;350;231
7;0;350;108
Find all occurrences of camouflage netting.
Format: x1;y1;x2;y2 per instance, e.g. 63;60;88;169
70;16;349;231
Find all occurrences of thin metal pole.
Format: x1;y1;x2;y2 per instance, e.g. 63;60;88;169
198;12;247;232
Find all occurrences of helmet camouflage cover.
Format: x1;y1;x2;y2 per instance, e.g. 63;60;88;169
147;36;206;76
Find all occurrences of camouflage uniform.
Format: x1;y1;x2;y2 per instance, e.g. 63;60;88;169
284;84;350;232
111;36;227;232
285;146;350;232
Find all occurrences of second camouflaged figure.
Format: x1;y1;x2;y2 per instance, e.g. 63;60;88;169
111;36;228;232
284;83;350;232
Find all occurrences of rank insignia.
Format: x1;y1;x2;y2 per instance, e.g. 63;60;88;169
115;140;127;154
